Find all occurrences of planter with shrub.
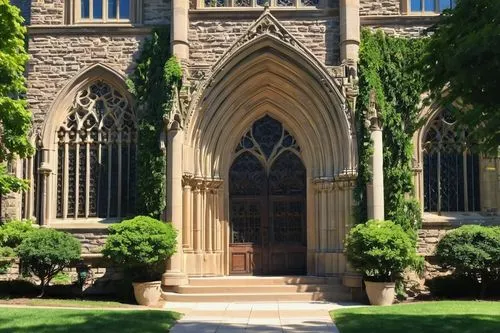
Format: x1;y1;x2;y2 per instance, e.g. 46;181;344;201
435;225;500;298
16;228;81;297
102;216;177;306
345;220;423;305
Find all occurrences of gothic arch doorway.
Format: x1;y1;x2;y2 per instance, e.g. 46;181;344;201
229;116;307;275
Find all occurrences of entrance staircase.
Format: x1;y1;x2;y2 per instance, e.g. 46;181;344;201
161;276;353;302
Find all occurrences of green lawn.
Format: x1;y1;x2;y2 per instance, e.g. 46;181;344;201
0;298;136;308
331;301;500;333
0;308;181;333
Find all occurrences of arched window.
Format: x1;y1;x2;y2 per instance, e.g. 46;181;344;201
56;81;137;219
423;107;480;212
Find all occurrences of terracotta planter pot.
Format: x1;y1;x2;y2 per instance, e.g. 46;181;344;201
132;281;161;306
364;281;395;306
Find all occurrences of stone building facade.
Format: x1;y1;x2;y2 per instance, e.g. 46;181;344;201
2;1;499;291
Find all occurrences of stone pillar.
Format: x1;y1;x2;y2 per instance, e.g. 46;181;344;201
366;92;384;221
171;0;189;61
162;126;188;287
340;0;360;62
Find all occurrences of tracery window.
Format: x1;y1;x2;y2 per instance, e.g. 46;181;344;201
423;107;480;213
56;81;137;219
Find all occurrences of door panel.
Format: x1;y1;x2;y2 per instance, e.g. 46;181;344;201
229;116;306;275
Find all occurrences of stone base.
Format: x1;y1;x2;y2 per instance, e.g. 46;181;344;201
161;272;188;287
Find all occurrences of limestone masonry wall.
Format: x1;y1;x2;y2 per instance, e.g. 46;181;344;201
189;17;340;67
360;0;401;16
29;0;171;25
31;0;65;25
27;34;145;127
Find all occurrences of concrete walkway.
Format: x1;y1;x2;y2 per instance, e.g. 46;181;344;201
166;301;355;333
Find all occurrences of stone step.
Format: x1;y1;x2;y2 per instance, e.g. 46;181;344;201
162;290;352;303
174;284;342;294
186;276;340;287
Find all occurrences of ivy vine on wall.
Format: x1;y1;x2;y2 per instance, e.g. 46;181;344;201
355;29;428;238
127;27;182;218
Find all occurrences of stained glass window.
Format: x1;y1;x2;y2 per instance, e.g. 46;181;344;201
423;107;480;213
56;81;137;219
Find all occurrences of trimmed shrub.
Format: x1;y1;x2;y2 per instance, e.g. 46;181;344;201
0;220;34;249
435;225;500;297
0;246;16;274
345;220;423;282
16;228;81;297
102;216;177;282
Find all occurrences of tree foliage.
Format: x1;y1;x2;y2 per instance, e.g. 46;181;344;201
423;0;500;155
16;228;81;297
355;29;426;237
0;0;33;195
0;219;34;249
127;27;182;218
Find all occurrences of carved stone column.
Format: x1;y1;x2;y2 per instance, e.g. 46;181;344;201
340;0;360;62
171;0;189;61
162;123;188;287
366;91;384;221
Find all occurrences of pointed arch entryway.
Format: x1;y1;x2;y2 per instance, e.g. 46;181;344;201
164;10;357;280
229;115;307;275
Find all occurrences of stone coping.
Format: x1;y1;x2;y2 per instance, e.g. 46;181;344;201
28;25;152;36
422;212;500;228
360;15;439;26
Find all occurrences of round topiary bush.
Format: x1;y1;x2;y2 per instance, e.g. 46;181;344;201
435;225;500;297
102;216;177;282
345;220;423;282
16;228;81;297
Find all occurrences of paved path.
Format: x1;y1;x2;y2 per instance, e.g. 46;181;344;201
166;301;356;333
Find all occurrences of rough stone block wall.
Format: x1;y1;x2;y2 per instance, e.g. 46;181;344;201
27;34;145;127
71;230;109;254
360;0;401;16
363;24;428;37
189;17;340;67
31;0;65;25
144;0;171;25
0;259;20;281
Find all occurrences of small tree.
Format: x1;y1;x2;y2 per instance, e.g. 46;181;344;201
16;229;81;297
0;0;33;195
435;225;500;298
102;216;177;282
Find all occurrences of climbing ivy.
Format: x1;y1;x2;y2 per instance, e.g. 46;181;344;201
355;29;427;238
127;28;182;218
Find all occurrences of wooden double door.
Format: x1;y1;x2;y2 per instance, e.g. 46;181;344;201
229;116;307;275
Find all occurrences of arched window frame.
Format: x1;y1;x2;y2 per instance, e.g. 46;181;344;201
21;65;137;226
414;104;482;215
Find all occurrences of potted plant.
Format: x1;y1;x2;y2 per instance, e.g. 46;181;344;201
345;220;422;305
102;216;177;306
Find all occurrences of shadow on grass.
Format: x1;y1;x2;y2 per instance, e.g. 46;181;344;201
333;312;500;333
0;308;181;333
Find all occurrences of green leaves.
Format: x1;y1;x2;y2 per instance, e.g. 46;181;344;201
0;0;33;195
423;0;500;155
127;28;182;217
355;29;426;238
102;216;177;282
345;220;422;282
